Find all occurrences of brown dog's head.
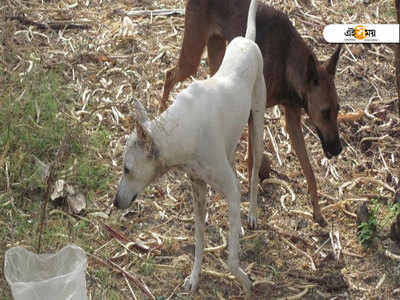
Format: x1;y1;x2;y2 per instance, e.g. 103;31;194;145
303;45;342;159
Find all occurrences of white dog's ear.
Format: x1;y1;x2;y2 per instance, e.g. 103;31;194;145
133;100;149;124
133;100;151;142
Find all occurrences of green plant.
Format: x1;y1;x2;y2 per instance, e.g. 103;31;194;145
358;218;377;248
139;259;154;276
357;200;379;249
267;264;279;279
384;201;400;226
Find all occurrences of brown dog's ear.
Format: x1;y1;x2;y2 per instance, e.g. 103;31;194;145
326;44;342;76
307;55;319;85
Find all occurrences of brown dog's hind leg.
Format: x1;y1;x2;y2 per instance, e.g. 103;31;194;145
207;34;226;75
284;105;327;227
247;122;271;184
160;1;209;112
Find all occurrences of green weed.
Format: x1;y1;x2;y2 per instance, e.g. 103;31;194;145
357;200;379;249
139;259;155;276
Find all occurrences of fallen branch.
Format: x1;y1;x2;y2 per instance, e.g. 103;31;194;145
321;200;357;218
339;177;396;197
166;282;183;300
375;273;386;290
102;222;130;243
261;178;296;211
321;200;345;212
267;125;282;166
288;209;313;219
7;16;91;30
204;228;227;253
281;237;316;271
384;249;400;261
115;8;185;17
202;269;235;280
342;250;365;258
277;287;309;300
123;274;138;300
329;226;342;262
253;279;275;288
89;254;155;299
265;224;313;248
108;259;155;299
103;222;150;253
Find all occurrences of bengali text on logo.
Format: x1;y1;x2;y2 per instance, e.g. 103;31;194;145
323;24;399;43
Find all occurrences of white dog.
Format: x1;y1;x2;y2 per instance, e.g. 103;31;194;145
114;0;265;293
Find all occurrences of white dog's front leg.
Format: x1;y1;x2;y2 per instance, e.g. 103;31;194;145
183;178;207;293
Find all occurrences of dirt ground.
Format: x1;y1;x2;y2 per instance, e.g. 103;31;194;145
1;0;400;299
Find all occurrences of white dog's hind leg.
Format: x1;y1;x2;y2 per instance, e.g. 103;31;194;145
248;73;267;229
183;177;207;293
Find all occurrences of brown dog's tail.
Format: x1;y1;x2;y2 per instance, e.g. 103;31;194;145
245;0;258;41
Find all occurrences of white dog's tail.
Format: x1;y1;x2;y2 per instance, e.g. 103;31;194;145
245;0;258;41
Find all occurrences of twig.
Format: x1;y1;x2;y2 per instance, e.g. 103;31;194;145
342;250;365;258
265;224;313;248
364;96;383;121
277;287;309;300
318;191;337;202
281;237;316;271
166;282;182;300
321;200;348;213
124;274;138;300
375;273;386;290
202;269;235;280
204;228;227;252
384;249;400;261
7;16;91;30
267;125;282;166
261;178;296;210
253;279;275;287
314;238;330;255
288;209;313;219
89;254;155;298
339;177;396;196
108;258;155;299
329;225;342;262
125;9;185;17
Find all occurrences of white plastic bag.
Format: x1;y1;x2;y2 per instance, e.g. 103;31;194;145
4;244;88;300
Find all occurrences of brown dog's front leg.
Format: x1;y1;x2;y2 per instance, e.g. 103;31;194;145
160;0;209;113
284;105;327;227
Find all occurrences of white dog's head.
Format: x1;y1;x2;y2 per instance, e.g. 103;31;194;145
114;102;162;209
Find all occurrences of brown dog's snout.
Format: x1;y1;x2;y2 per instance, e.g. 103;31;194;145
326;137;342;157
316;128;342;158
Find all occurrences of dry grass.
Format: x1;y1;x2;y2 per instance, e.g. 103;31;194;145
1;0;400;299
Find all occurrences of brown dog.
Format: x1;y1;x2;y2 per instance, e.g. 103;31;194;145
161;0;342;227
